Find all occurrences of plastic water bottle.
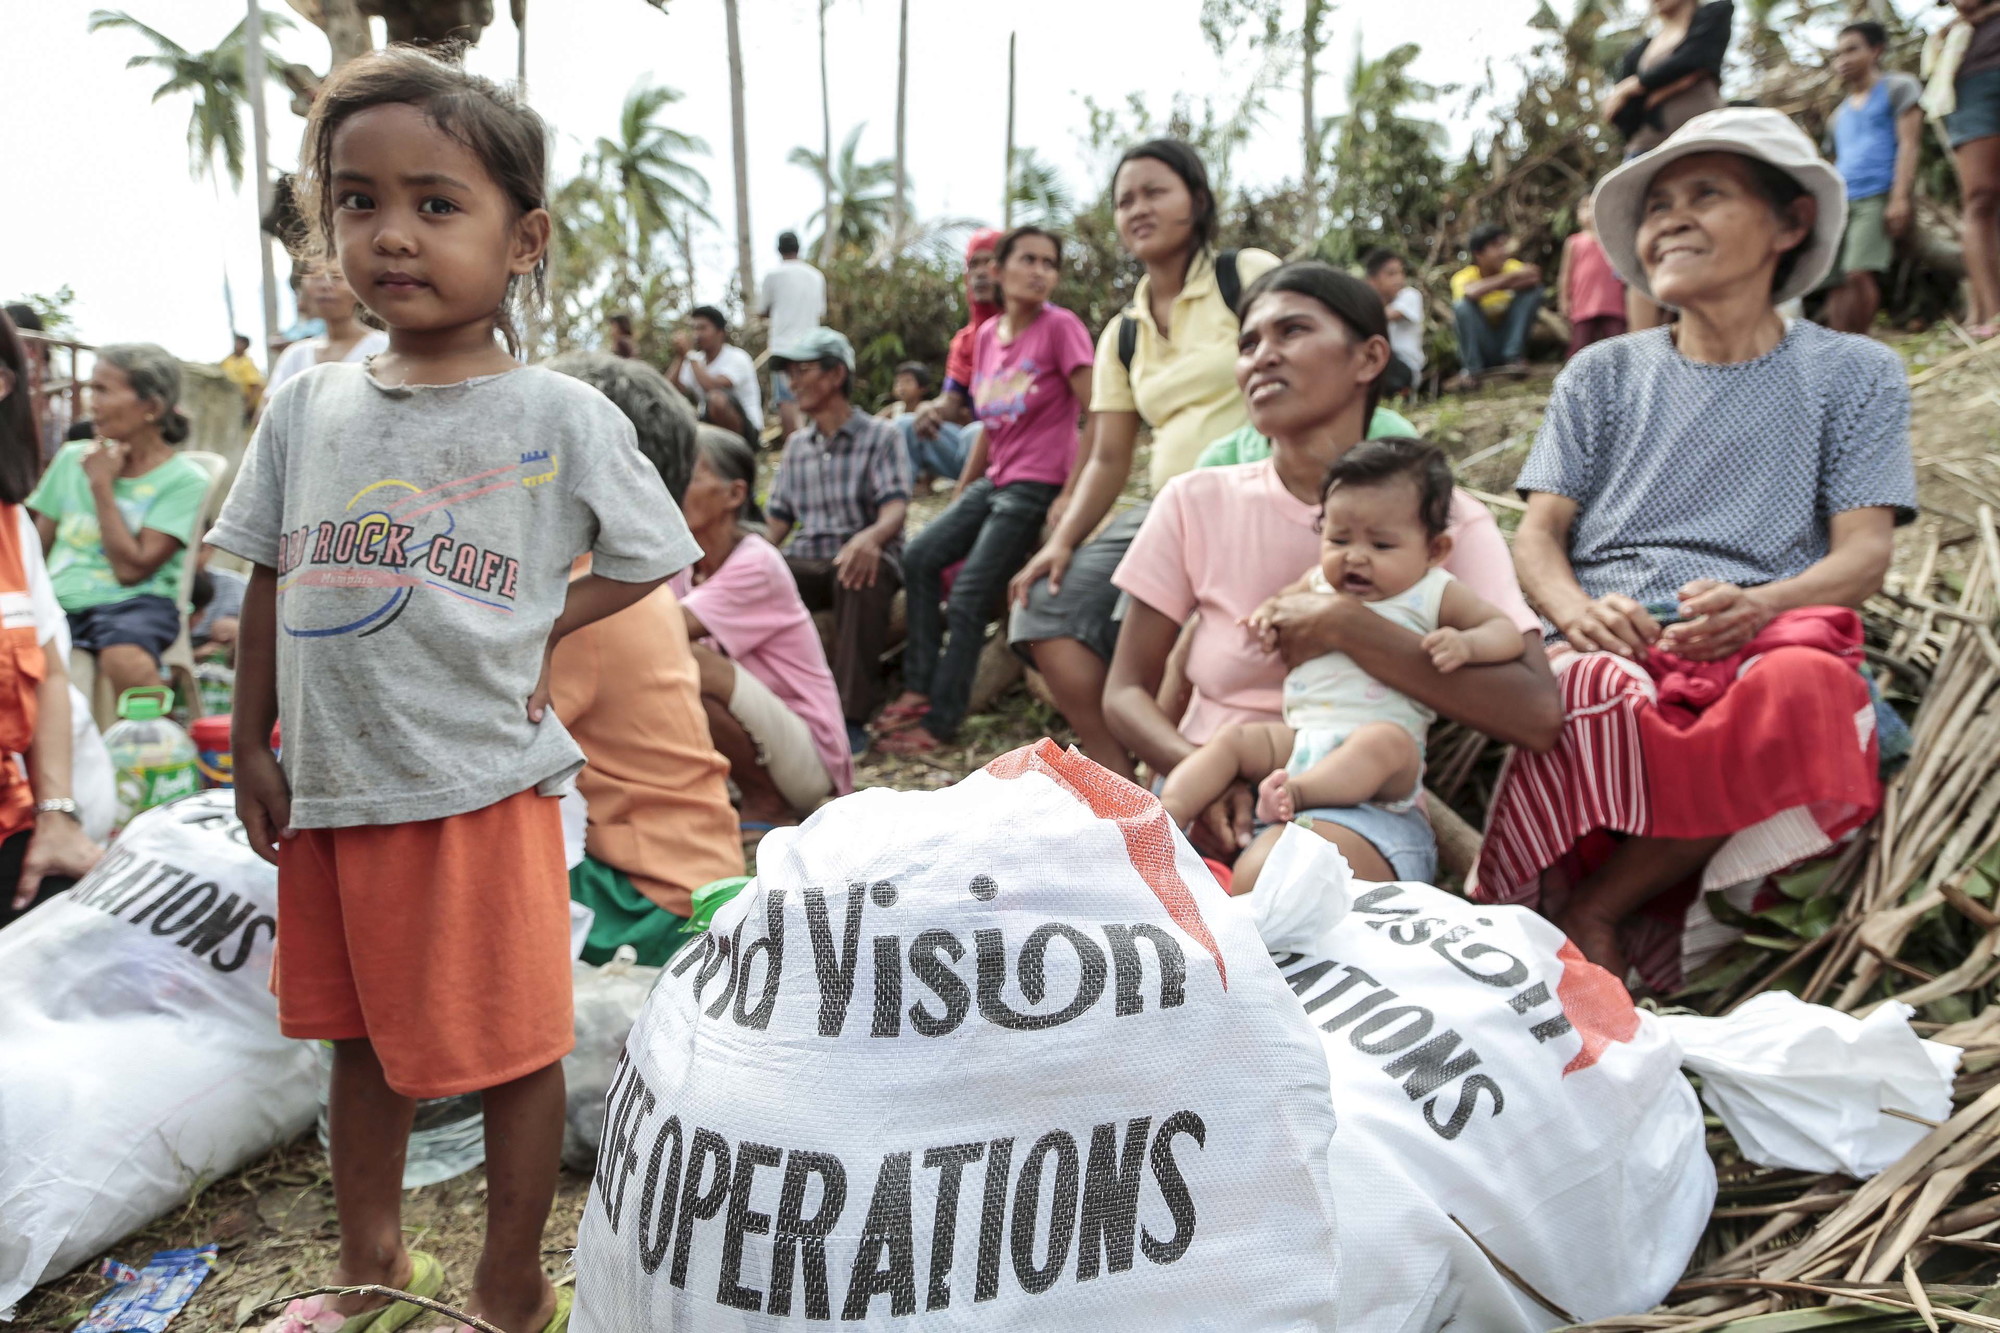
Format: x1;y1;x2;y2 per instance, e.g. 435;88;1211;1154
314;1043;486;1188
104;688;201;831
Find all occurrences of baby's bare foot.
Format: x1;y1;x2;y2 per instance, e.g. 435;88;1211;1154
1254;769;1297;826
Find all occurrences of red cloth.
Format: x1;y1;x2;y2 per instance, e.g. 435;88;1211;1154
945;228;1004;388
1471;609;1881;992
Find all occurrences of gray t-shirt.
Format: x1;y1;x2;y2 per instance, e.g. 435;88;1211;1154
1516;321;1914;624
208;362;699;828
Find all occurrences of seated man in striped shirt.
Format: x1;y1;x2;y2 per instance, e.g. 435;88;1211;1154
764;329;911;754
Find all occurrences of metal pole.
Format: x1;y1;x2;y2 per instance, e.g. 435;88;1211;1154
1003;32;1016;228
893;0;908;243
244;0;280;371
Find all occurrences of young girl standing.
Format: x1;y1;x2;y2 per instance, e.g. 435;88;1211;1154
212;49;696;1333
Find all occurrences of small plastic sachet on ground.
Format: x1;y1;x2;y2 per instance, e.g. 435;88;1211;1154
1247;824;1715;1331
1658;991;1961;1178
75;1247;218;1333
573;740;1342;1331
0;794;317;1312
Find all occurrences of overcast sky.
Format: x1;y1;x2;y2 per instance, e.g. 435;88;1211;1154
5;0;1570;362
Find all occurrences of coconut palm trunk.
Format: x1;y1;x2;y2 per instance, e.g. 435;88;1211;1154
817;0;836;267
725;0;755;304
244;0;279;367
1302;0;1324;245
893;0;908;245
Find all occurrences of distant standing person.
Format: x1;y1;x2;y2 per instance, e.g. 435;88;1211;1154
668;305;763;444
758;230;827;439
1448;223;1544;389
763;329;911;747
1558;196;1629;357
1364;248;1426;393
1937;0;2000;339
220;333;265;423
266;260;390;395
1822;22;1922;335
1604;0;1736;330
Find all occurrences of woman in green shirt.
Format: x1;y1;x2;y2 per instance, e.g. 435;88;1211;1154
27;344;209;700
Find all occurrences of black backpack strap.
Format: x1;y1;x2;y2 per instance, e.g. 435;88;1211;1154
1118;314;1138;376
1216;248;1242;314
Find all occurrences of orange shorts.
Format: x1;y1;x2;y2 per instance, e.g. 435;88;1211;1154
274;788;574;1099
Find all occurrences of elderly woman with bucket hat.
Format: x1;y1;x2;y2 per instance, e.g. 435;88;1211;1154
1470;107;1917;993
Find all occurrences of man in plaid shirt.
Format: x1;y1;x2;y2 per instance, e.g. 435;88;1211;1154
766;329;911;743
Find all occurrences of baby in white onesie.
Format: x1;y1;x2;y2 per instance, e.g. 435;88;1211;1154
1160;439;1525;836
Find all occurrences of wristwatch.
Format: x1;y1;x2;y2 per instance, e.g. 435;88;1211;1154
34;798;80;822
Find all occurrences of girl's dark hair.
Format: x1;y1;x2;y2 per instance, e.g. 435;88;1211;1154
97;344;190;446
0;311;42;504
1239;260;1392;429
1320;438;1455;538
995;224;1063;270
1737;156;1813;296
1112;138;1218;254
894;360;931;388
696;424;764;525
299;45;549;355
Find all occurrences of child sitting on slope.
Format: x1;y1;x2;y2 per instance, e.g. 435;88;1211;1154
1160;439;1523;836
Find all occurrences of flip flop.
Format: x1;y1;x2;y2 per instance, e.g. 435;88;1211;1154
341;1251;446;1332
870;700;930;735
875;727;943;756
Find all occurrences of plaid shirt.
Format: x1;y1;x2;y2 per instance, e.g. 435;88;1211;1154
766;406;912;561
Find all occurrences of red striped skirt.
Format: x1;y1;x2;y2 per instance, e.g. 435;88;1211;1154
1471;638;1880;992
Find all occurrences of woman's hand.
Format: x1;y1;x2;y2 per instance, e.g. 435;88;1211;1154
81;440;126;490
1601;75;1643;120
1553;593;1661;658
14;811;102;910
1189;780;1256;858
1657;580;1771;661
1010;539;1073;607
234;747;294;867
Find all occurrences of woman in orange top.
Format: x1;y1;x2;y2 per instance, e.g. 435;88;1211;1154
0;309;103;926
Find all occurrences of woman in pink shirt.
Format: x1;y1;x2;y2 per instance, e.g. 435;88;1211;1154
1560;195;1629;358
1106;262;1560;889
679;428;854;845
876;226;1095;754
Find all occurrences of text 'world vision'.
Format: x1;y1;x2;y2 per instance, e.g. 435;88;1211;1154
666;875;1191;1039
593;1056;1207;1319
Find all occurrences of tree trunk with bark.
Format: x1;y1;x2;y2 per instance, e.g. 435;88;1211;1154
893;0;908;245
817;0;836;267
1301;0;1324;246
725;0;755;308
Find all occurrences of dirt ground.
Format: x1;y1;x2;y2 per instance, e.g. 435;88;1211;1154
13;328;1994;1331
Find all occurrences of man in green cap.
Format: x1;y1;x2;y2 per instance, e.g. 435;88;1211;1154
764;329;912;751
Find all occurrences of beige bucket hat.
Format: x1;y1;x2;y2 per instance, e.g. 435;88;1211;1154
1589;105;1846;307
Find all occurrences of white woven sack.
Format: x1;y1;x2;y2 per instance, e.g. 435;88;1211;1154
574;741;1341;1331
1249;826;1714;1329
0;793;317;1310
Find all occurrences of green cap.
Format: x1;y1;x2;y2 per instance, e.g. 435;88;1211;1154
117;686;175;721
767;327;855;371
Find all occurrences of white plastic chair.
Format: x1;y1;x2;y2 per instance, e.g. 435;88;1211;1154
71;450;232;729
